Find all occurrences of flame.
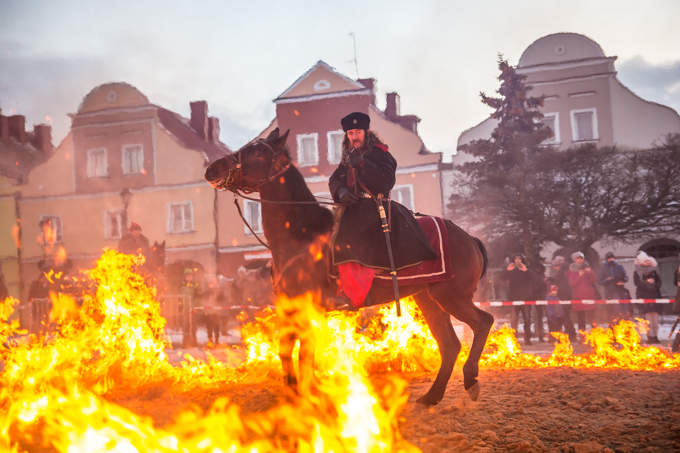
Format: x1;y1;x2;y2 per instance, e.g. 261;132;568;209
45;115;53;124
0;250;677;451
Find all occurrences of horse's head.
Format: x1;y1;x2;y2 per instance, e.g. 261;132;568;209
205;128;291;193
147;240;166;269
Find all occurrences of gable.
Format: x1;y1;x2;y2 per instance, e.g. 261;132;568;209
276;61;367;101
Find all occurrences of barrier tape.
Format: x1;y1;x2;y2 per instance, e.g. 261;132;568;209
474;299;673;307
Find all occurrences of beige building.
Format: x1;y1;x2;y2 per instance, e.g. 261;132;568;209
455;33;680;296
1;83;235;300
215;61;453;274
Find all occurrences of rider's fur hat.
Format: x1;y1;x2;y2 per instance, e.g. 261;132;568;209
341;112;370;132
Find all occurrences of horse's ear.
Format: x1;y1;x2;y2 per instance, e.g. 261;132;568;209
161;240;166;248
265;127;280;143
270;129;290;151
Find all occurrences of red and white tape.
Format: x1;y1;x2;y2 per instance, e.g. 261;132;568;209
474;299;673;307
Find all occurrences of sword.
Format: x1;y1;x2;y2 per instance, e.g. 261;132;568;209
669;316;680;340
376;194;401;317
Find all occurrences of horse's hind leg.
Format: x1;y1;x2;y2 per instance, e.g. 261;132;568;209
412;292;461;406
279;332;298;400
439;298;494;401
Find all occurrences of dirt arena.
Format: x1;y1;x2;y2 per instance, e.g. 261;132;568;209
107;364;680;453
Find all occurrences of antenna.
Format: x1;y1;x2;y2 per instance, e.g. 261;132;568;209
349;32;359;79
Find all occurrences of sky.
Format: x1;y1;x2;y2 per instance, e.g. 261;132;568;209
1;0;679;162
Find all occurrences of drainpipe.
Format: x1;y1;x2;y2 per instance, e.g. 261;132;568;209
14;191;23;300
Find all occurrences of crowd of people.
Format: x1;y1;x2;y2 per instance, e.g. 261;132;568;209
500;250;679;346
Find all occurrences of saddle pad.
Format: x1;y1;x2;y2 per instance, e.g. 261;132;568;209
374;216;452;286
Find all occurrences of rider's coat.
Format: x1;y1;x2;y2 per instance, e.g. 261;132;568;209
328;144;436;270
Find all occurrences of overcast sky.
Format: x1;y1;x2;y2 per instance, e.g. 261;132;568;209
1;0;679;161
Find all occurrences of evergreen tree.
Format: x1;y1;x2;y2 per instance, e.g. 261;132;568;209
451;56;553;263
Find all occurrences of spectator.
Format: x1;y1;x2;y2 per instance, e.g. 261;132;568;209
117;222;151;256
179;268;202;347
528;261;548;342
202;277;227;346
230;266;248;306
633;251;662;344
672;263;680;353
544;279;565;341
28;273;50;334
550;256;577;341
500;253;534;345
598;252;630;322
566;251;598;336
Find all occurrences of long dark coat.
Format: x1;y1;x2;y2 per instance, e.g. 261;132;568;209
329;144;436;270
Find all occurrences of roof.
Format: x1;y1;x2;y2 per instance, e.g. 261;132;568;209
518;33;607;68
156;107;230;164
275;61;369;102
0;137;50;184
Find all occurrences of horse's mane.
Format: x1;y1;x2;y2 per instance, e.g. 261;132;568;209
263;146;334;241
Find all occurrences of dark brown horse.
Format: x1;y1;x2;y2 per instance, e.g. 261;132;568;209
205;128;493;405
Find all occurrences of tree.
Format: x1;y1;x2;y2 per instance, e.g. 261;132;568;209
451;57;680;266
451;56;553;263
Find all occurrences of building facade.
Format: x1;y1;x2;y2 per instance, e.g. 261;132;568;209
1;83;235;300
455;33;680;296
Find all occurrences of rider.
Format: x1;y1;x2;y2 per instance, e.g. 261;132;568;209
329;112;436;307
117;222;151;256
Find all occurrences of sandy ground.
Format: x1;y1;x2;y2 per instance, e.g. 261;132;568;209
103;361;680;453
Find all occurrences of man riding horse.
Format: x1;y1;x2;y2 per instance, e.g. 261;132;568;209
329;112;437;307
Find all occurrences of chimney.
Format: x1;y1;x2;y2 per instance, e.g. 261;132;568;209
33;124;53;153
358;78;377;105
0;115;8;140
385;93;400;119
208;117;220;142
8;115;26;143
190;101;209;140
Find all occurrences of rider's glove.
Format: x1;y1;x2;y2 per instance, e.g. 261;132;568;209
347;153;364;168
337;187;359;204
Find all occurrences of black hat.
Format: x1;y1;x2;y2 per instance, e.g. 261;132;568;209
605;252;615;260
341;112;370;132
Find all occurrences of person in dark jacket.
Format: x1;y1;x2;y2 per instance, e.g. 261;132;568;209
633;251;663;344
550;256;577;341
328;112;436;307
117;222;151;256
671;263;680;353
528;261;548;342
499;253;534;345
598;251;630;322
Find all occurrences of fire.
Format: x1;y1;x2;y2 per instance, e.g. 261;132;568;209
0;249;677;450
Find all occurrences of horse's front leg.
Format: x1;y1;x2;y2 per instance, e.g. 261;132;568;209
279;331;299;401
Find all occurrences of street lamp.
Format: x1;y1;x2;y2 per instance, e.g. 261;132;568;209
120;188;132;236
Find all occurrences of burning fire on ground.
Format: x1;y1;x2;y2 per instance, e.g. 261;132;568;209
0;250;678;451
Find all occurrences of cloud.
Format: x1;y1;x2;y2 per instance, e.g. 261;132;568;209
617;56;680;114
0;42;261;149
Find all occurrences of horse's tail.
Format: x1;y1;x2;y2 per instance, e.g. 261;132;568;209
472;237;488;280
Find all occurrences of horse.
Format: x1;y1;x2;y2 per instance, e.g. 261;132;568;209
204;128;494;405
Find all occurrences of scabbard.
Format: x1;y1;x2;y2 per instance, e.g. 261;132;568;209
376;198;401;317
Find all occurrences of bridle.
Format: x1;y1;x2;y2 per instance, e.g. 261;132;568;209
222;139;291;195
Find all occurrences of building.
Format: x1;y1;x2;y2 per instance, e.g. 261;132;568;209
1;83;233;300
0;113;54;298
215;61;453;274
456;33;680;296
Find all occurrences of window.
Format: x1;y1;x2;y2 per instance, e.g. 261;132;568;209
167;201;194;234
540;113;560;144
296;133;319;167
87;148;108;178
327;130;344;164
122;144;144;175
105;210;124;239
570;108;598;142
243;199;263;235
39;216;63;244
392;185;414;211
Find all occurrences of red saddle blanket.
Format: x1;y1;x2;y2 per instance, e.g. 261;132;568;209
373;215;453;286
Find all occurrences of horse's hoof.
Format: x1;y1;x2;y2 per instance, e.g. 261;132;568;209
415;394;440;406
466;382;481;401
